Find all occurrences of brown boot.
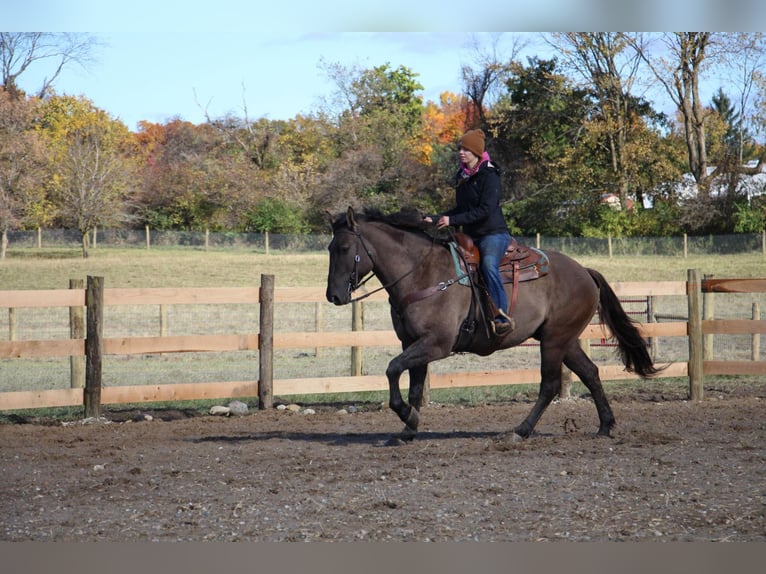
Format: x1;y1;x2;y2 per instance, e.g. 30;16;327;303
492;319;512;336
491;310;515;336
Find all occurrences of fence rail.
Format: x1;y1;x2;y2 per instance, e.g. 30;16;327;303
1;273;765;414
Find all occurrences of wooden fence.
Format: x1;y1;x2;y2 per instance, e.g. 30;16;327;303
1;272;764;415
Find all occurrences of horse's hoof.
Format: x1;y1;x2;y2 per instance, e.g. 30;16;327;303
492;431;525;451
405;407;419;432
385;436;407;447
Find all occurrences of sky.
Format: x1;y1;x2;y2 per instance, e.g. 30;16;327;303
14;31;543;131
6;1;765;132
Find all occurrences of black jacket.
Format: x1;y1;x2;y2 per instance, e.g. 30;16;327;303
441;160;509;238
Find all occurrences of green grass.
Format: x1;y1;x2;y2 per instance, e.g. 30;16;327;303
1;247;764;290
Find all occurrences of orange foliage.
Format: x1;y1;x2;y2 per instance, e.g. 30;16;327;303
416;91;471;164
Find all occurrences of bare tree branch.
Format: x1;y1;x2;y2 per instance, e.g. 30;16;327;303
0;32;100;100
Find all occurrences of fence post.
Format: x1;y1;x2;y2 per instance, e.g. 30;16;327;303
647;296;657;361
753;302;761;362
687;269;704;401
351;300;363;376
683;233;688;258
37;226;41;249
703;274;715;360
69;279;85;389
159;304;168;337
145;225;151;249
258;274;274;410
84;276;104;418
314;302;323;358
8;308;16;340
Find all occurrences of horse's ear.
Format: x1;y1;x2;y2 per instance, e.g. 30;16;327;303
323;210;335;230
346;206;358;231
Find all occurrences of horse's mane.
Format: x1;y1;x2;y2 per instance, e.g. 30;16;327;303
333;207;447;244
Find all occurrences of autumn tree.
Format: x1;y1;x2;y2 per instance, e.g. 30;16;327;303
0;89;48;258
460;33;525;129
135;118;260;231
38;95;137;258
545;32;647;208
316;61;428;214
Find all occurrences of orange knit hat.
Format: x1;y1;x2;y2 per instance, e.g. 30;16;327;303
458;129;485;157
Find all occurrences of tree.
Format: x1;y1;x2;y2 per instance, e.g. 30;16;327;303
632;33;720;195
197;86;280;170
38;95;137;258
0;32;99;100
317;61;429;213
489;57;593;234
719;33;766;166
0;89;48;258
460;33;525;129
244;197;309;234
545;32;645;208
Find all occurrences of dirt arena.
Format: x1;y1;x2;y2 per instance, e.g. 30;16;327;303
1;383;764;542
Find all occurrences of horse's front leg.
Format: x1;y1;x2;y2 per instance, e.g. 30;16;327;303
385;341;444;444
386;357;420;438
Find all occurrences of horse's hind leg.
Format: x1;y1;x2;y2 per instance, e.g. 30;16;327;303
513;346;564;439
563;344;615;436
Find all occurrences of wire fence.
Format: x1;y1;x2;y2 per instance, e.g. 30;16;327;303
6;228;766;256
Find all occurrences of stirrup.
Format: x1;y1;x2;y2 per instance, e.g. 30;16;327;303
496;308;513;322
491;317;514;337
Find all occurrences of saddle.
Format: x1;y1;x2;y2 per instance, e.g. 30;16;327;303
451;232;549;344
453;232;549;285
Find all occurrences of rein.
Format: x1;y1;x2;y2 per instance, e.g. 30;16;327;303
337;226;447;305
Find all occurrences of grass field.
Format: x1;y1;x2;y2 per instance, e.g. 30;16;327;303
1;245;765;289
1;246;764;414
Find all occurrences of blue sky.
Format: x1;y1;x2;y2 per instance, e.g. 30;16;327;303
6;1;762;131
14;31;545;130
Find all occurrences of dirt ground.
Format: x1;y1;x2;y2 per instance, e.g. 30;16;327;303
1;384;764;542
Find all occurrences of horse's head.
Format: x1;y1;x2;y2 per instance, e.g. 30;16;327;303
326;207;374;305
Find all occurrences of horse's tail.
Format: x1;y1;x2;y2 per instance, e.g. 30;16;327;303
587;268;662;378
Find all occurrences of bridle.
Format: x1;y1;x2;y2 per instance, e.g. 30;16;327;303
333;225;436;304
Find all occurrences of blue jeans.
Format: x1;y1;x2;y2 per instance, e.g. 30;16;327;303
475;232;511;320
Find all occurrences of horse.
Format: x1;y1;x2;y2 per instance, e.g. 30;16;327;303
325;206;661;444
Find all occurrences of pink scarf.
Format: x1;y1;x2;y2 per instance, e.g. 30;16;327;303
460;151;491;178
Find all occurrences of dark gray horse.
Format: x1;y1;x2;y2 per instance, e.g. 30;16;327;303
326;207;660;443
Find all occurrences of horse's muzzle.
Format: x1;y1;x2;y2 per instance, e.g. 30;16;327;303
326;290;349;306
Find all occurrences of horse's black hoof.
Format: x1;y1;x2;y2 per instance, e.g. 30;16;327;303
385;436;407;446
405;407;419;432
492;431;525;451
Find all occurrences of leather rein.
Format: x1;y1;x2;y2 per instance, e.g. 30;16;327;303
337;227;466;306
